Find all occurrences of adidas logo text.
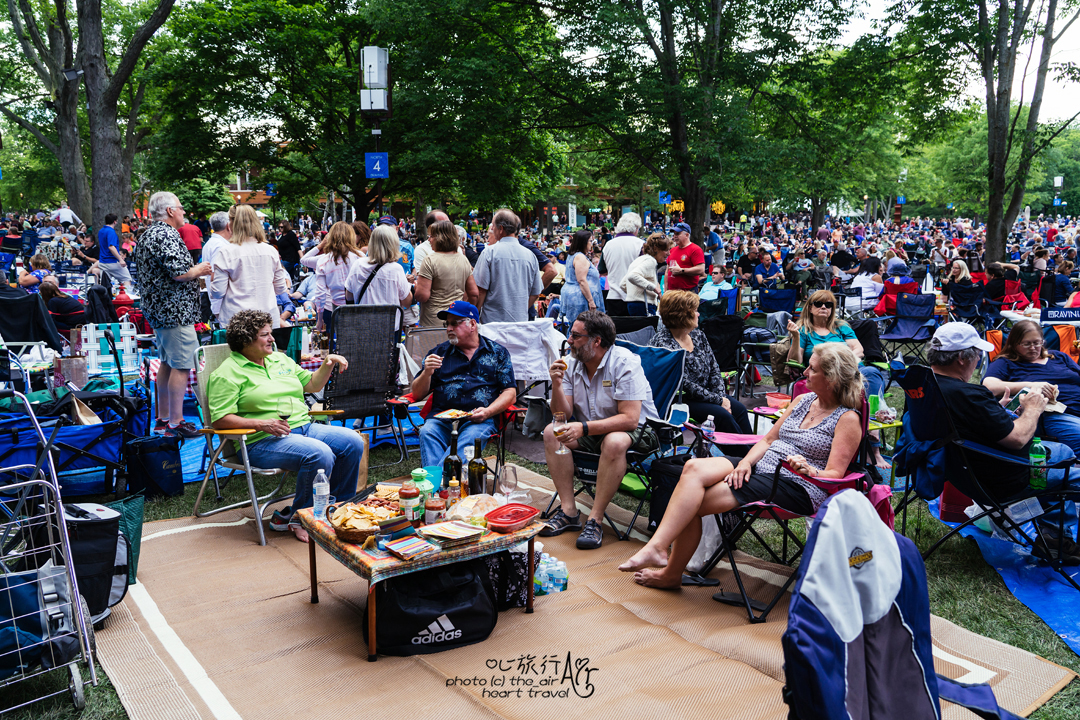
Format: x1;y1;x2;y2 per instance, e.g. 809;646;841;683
412;614;463;645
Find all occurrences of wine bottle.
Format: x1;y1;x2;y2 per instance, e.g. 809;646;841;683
444;422;463;497
468;437;486;496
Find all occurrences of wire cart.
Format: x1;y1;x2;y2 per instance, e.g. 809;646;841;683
0;389;97;713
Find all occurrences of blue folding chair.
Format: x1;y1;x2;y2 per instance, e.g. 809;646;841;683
782;490;1023;720
541;339;686;540
879;293;937;360
947;282;990;330
759;287;798;315
892;366;1080;594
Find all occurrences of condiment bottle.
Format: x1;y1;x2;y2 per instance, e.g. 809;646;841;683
446;479;461;510
424;494;446;526
399;479;422;528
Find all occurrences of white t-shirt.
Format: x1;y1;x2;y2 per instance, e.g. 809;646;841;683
345;258;412;306
601;233;645;301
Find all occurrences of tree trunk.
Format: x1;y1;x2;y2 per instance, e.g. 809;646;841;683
55;79;91;223
810;198;827;233
414;193;426;242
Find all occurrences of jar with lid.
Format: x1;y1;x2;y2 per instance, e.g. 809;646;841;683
399;479;422;528
424;494;446;526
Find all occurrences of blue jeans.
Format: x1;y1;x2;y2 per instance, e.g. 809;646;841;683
419;417;496;469
246;422;365;517
626;301;657;316
1040;412;1080;458
859;365;886;396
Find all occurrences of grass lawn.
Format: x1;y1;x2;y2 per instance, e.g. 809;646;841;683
5;437;1078;719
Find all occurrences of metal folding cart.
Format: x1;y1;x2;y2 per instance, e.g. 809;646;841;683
0;389;97;712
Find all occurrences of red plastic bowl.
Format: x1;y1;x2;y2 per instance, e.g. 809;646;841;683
485;504;539;533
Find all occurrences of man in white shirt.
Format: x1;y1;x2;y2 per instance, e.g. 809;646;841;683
599;212;644;316
49;202;81;230
201;211;232;269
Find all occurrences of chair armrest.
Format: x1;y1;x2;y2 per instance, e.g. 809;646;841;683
308;409;343;416
200;428;256;436
388;393;417;405
779;460;867;492
954;438;1075;468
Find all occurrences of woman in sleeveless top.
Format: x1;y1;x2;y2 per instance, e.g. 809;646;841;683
620;342;864;589
560;229;605;322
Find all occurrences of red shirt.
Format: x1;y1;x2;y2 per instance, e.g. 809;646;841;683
667;242;705;290
178;222;203;251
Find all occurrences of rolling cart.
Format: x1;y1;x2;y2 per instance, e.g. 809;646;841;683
0;389;97;713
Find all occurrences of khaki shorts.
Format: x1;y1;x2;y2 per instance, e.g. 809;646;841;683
575;425;659;456
156;325;199;371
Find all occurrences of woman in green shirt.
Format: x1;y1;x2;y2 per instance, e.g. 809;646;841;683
208;309;364;543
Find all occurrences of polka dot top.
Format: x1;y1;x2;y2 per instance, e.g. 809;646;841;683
756;392;856;511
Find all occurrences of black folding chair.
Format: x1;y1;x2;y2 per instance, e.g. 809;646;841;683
893;365;1080;594
700;315;745;398
325;305;409;467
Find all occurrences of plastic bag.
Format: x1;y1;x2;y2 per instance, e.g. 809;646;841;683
447;494;500;525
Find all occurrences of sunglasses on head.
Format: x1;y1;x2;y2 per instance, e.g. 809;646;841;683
812;300;834;309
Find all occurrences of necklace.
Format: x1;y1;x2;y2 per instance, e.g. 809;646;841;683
804;400;836;426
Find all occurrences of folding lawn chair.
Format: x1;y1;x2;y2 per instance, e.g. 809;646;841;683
541;340;687;540
190;344;294;547
781;489;1022;720
324;305;409;467
892;365;1080;594
687;396;892;622
700;314;745;398
947;282;989;330
878;293;937;361
758;287;798;315
873;281;918;317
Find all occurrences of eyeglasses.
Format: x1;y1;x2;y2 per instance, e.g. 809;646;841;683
812;301;835;309
568;331;591;341
1019;341;1044;349
443;318;470;328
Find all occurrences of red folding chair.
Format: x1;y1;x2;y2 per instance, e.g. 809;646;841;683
873;281;919;316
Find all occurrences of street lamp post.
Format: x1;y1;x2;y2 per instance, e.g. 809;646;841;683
863;195;869;224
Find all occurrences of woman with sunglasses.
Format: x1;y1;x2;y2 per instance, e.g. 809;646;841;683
983;319;1080;455
787;289;889;466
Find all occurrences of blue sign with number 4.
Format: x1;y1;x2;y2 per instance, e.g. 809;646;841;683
658;192;671;205
366;152;389;179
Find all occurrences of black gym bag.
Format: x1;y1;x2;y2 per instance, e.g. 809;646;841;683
363;560;497;656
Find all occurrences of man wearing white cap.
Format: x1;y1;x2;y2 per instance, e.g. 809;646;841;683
929;322;1080;564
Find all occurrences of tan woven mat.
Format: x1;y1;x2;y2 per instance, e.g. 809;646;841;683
96;466;1075;720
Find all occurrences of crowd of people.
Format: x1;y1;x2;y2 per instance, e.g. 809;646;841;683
4;197;1079;562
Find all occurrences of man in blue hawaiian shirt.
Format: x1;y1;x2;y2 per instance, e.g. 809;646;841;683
410;301;517;467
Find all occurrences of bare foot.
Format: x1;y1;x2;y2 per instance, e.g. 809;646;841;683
872;451;891;470
618;545;669;572
633;567;682;589
291;525;310;543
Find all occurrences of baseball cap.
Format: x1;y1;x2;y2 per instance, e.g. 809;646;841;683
930;322;993;352
888;263;911;276
377;215;398;226
437;300;480;322
673;222;692;235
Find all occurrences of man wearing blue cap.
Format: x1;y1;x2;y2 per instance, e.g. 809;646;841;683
410;300;518;467
666;222;706;291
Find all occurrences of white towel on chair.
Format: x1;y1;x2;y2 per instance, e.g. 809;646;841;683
479;319;564;383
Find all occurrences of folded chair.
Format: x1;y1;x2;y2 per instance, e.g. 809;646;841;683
542;340;687;540
689;396;892;622
878;293;937;361
324;305;409;467
782;489;1022;720
191;344;293;546
892;365;1080;594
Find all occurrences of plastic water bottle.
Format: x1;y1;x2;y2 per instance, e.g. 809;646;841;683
312;469;330;521
534;560;550;596
542;560;556;594
701;415;716;436
1030;438;1048;490
551;561;568;592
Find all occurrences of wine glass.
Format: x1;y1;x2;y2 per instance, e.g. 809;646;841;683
498;465;519;496
276;398;294;424
552;412;569;455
